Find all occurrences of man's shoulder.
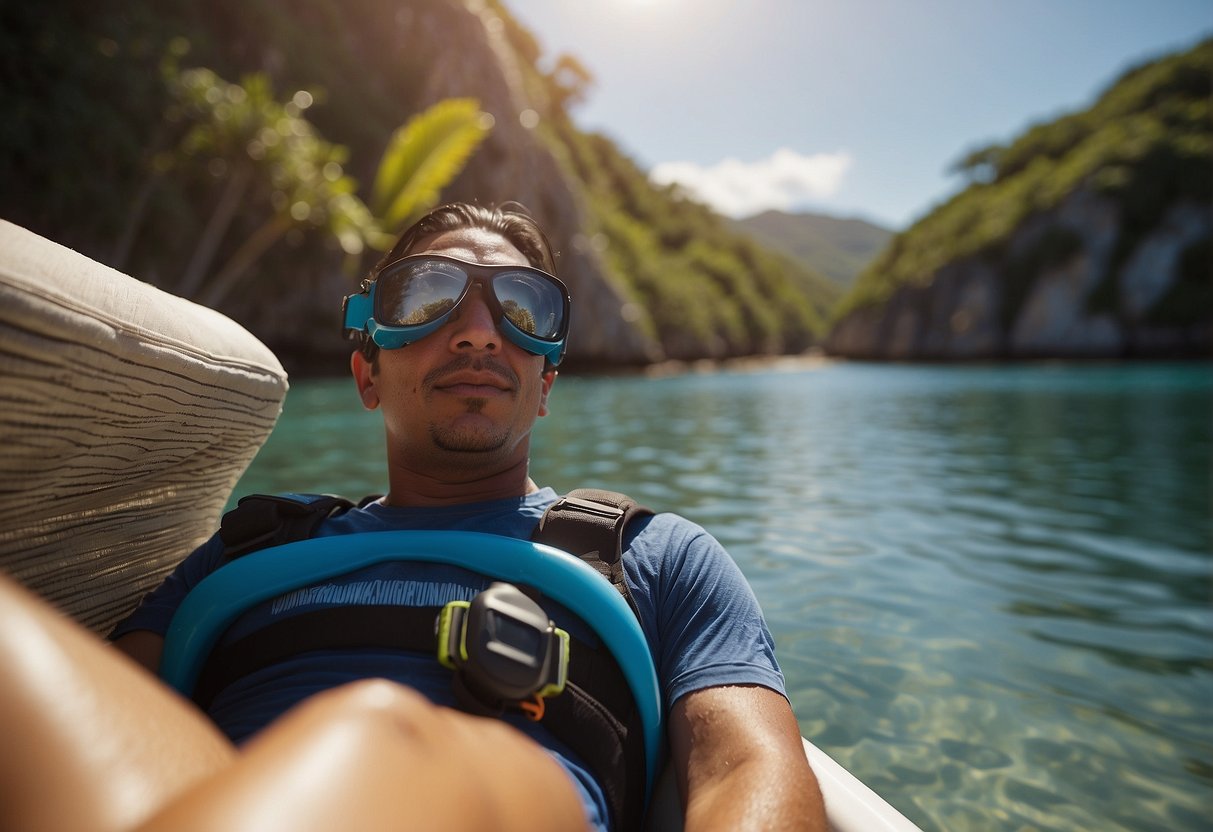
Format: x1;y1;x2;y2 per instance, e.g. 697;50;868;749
627;509;712;548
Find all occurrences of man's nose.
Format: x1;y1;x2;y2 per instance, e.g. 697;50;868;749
446;285;501;354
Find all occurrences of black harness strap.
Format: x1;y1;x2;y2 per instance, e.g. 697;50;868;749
532;489;653;619
219;494;356;561
545;680;645;831
544;625;650;831
192;604;438;709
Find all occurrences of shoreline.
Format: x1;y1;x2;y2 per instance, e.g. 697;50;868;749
641;350;836;378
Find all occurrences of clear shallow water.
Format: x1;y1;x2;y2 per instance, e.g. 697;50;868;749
236;362;1213;831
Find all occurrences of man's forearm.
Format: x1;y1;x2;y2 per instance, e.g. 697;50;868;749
682;748;826;832
672;685;827;832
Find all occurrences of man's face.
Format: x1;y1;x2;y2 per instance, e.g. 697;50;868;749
351;227;556;474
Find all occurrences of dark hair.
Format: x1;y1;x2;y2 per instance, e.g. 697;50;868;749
356;202;559;364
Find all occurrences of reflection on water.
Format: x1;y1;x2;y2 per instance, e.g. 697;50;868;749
236;362;1213;831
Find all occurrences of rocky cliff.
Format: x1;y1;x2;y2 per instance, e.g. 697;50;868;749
827;190;1211;359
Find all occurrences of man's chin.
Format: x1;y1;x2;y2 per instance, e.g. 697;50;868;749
428;421;510;455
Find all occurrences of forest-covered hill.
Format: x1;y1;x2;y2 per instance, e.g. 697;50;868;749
827;38;1211;360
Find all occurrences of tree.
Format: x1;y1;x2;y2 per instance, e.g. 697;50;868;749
122;53;492;309
949;143;1004;185
164;68;372;306
545;54;594;113
369;97;492;236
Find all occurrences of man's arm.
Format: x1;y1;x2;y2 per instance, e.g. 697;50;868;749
670;684;827;832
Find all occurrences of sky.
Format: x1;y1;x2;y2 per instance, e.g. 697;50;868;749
502;0;1211;230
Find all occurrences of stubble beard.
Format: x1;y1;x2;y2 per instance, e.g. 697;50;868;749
428;398;512;454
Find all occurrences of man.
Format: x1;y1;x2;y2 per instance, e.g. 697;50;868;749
4;203;824;831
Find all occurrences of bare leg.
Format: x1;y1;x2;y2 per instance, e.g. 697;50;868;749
0;575;590;832
136;679;591;832
0;574;236;832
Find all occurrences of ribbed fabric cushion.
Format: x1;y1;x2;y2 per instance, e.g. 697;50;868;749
0;220;289;633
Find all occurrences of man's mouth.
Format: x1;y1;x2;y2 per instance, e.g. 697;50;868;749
432;372;514;398
426;357;520;399
438;383;509;397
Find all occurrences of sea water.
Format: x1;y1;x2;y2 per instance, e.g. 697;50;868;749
235;361;1213;831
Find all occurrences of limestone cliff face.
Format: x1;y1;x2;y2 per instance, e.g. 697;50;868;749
400;1;662;367
826;189;1211;360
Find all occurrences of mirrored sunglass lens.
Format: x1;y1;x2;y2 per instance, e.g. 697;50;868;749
378;263;467;326
495;273;564;339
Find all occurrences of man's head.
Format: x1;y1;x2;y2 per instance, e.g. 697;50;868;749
348;203;563;369
346;203;565;496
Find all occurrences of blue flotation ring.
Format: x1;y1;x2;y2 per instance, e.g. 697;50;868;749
160;531;664;794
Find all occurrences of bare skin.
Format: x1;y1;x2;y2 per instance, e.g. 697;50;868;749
135;680;586;832
672;686;826;832
0;575;234;832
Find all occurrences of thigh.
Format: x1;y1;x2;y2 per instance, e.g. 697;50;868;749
136;679;591;832
0;575;236;832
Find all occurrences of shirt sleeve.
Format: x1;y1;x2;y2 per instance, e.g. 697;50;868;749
625;514;786;709
107;533;226;641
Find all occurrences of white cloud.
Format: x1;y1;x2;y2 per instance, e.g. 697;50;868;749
649;148;853;218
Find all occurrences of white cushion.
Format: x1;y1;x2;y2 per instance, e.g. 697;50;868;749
0;220;288;633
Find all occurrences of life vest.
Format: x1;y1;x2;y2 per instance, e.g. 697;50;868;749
160;490;659;831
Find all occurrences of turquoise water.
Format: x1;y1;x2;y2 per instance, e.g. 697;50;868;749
235;362;1213;831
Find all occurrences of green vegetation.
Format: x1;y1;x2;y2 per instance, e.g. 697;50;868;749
129;59;485;308
835;38;1212;325
153;58;374;308
369;98;491;240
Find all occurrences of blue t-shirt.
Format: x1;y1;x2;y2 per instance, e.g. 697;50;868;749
111;488;785;830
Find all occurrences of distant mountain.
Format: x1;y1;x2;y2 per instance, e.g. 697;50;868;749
731;211;893;287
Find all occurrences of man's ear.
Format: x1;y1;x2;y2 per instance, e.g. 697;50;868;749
537;369;557;417
351;351;379;410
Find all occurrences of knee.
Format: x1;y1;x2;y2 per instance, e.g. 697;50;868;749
308;679;440;742
327;678;432;715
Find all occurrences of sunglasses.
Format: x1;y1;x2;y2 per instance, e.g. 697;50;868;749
342;254;571;365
